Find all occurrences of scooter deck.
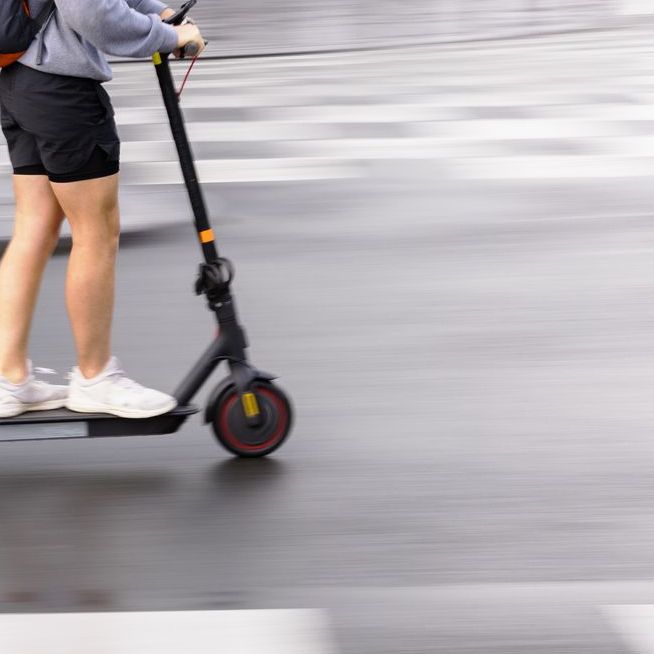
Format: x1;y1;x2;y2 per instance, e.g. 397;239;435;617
0;405;199;442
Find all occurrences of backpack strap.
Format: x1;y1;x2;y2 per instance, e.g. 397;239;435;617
34;1;55;65
33;0;55;30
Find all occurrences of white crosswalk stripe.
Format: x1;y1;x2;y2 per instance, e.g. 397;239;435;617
605;605;654;653
0;609;337;654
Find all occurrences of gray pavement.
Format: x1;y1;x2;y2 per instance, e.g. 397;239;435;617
7;171;654;652
2;22;654;654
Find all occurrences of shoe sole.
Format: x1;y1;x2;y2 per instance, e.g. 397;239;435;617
66;399;178;420
0;398;67;419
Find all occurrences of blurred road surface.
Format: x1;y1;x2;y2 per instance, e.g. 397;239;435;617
3;25;653;235
185;0;616;56
2;24;654;654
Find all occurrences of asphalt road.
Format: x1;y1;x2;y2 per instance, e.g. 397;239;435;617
2;172;654;652
2;26;654;654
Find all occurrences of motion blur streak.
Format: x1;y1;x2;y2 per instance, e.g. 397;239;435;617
1;1;654;653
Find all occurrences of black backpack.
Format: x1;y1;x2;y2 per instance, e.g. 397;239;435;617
0;0;55;68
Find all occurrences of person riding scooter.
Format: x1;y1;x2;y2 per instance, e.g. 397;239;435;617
0;0;205;419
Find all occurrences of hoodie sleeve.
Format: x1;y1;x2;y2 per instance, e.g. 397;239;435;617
55;0;179;58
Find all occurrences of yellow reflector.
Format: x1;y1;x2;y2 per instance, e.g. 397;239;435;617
152;52;162;66
242;393;260;418
199;229;214;244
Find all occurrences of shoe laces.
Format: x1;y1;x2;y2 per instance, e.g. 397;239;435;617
106;367;144;392
66;362;147;392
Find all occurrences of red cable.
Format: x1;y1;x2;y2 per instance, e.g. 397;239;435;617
177;54;199;99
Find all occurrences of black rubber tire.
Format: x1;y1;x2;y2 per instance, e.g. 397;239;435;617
210;380;292;458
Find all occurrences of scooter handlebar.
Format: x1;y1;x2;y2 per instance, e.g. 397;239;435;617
182;41;201;57
178;39;208;58
165;2;207;58
164;0;197;26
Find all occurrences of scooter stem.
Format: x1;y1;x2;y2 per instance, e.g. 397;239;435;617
152;51;220;265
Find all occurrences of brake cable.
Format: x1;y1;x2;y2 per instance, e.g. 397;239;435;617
177;52;200;99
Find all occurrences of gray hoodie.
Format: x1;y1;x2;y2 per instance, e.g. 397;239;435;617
19;0;179;82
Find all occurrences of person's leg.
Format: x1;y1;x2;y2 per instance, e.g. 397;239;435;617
48;173;120;380
55;170;176;419
0;174;64;383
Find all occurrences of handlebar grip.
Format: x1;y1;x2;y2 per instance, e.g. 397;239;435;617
181;40;207;58
183;42;200;57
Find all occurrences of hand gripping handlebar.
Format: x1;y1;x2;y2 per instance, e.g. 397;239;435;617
164;1;207;58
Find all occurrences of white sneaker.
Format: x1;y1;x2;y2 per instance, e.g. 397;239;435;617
66;356;177;419
0;362;68;418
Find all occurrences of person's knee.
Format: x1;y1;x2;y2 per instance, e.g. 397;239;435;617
11;215;62;254
70;210;120;252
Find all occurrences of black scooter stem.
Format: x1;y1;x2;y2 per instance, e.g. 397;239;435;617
152;51;219;264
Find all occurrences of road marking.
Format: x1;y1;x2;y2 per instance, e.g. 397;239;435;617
120;119;345;141
604;605;654;653
448;155;654;179
620;0;654;14
120;158;364;184
0;157;363;185
414;118;636;140
0;609;336;654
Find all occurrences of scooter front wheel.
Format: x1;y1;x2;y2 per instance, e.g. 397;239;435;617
210;381;292;457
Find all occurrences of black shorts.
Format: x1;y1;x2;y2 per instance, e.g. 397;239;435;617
0;63;120;183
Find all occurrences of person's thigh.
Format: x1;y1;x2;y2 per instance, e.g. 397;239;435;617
49;173;120;240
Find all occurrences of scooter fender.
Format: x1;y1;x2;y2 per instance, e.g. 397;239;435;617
203;371;276;424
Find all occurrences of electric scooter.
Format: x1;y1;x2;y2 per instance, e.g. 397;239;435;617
0;0;293;458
